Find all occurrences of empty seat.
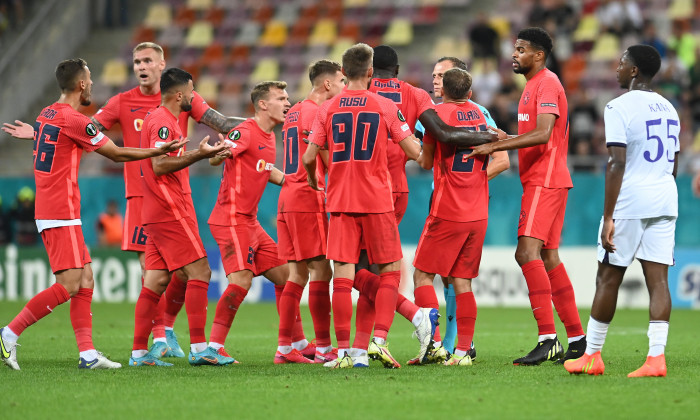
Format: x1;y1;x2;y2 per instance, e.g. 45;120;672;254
382;18;413;46
249;58;280;84
259;20;288;47
185;21;214;47
236;21;262;45
101;58;128;87
573;14;599;43
187;0;213;10
308;19;337;46
143;3;172;30
590;33;620;62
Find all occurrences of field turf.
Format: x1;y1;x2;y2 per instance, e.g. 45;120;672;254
1;301;699;419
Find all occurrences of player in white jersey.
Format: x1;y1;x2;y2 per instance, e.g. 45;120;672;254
565;45;679;377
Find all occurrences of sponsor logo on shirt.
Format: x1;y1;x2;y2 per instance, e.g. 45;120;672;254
541;103;557;108
228;130;241;141
256;159;274;172
86;123;98;136
133;119;144;132
400;123;410;132
158;127;169;139
518;113;530;122
130;107;143;112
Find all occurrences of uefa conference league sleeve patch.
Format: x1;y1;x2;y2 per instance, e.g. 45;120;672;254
86;123;97;136
158;126;169;139
224;130;241;148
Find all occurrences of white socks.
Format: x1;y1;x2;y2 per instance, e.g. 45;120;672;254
411;310;424;328
191;342;208;353
80;349;98;360
292;339;309;351
1;326;18;343
209;342;224;350
277;345;293;354
538;334;556;342
373;337;386;346
648;321;669;357
585;316;609;355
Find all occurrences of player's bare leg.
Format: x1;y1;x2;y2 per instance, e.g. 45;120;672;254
628;260;670;377
542;248;585;363
444;277;475;367
513;236;563;365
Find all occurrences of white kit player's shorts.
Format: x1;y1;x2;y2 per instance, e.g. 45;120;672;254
597;216;676;267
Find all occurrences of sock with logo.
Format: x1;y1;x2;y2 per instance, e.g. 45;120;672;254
70;288;94;352
351;294;375;350
443;283;457;353
209;283;248;347
185;280;209;346
455;291;477;353
162;273;187;328
308;280;331;348
8;283;71;336
522;260;556;336
332;277;354;350
373;271;400;341
133;287;161;351
278;281;304;347
548;263;585;338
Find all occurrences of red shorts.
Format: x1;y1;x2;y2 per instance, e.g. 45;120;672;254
277;211;328;261
414;216;487;279
209;215;285;276
393;192;408;224
144;216;206;271
518;186;568;249
41;225;91;273
122;197;147;252
184;193;198;228
327;212;402;265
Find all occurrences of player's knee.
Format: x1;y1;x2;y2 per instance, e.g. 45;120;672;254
514;248;537;266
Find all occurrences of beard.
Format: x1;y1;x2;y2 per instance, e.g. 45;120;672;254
181;99;192;112
513;64;529;74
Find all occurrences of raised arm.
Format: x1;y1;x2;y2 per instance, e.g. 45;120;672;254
419;108;497;147
95;138;187;162
2;120;34;140
199;108;246;134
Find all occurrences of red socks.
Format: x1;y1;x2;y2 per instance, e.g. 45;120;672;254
396;294;420;322
522;260;556;335
278;281;304;346
8;283;71;336
308;280;331;348
133;287;160;350
332;277;354;349
162;273;187;329
275;283;305;343
414;284;442;341
352;294;375;350
209;283;247;346
185;280;209;345
549;263;585;338
373;271;400;340
455;291;477;353
70;288;94;352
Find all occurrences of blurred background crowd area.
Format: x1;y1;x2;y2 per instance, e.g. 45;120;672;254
1;0;700;177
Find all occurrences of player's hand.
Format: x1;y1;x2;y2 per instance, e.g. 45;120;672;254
2;120;34;140
487;126;508;141
465;143;495;159
601;218;616;253
198;135;228;158
306;174;323;191
157;137;188;154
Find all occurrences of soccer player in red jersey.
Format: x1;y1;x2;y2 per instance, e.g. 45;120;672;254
414;68;491;367
468;27;586;365
276;60;346;364
129;68;231;367
0;58;185;370
207;81;294;362
302;43;422;369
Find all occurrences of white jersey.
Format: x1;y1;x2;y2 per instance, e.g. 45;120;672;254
604;90;680;219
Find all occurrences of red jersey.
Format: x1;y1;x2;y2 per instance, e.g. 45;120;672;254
278;99;326;213
309;88;412;213
423;102;489;222
517;68;572;189
369;78;434;193
140;106;189;224
208;118;277;225
32;103;109;220
94;88;210;197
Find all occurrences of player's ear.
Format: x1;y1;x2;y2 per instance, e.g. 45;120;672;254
324;78;331;91
395;64;400;77
367;66;373;78
467;90;472;100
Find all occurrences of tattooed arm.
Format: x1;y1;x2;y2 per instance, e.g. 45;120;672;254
199;108;246;134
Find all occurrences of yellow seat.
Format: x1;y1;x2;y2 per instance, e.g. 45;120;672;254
329;39;355;63
668;0;693;19
196;76;219;104
308;19;337;47
249;58;280;84
259;20;288;47
187;0;212;10
185;21;213;48
590;33;620;62
143;3;172;30
343;0;370;7
489;16;510;39
100;58;128;87
573;14;599;43
383;18;413;46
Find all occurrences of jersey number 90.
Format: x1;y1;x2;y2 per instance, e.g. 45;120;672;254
331;112;380;163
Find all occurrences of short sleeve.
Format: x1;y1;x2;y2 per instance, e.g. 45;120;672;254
603;101;628;147
189;91;211;123
536;78;561;118
309;104;328;148
66;113;109;152
225;126;251;158
412;87;435;116
93;93;121;130
382;99;412;144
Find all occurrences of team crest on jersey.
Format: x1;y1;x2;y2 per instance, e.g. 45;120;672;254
86;123;97;136
522;91;530;105
228;130;241;141
397;110;406;122
158;127;169;139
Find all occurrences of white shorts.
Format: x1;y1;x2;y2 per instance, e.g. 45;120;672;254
597;216;676;267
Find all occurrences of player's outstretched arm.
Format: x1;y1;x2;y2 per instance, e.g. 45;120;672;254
268;167;285;187
96;138;187;162
419;109;497;147
152;136;226;175
416;142;435;170
199;108;246;134
209;133;232;166
601;145;626;253
398;134;421;161
467;113;556;158
487;150;510;180
2;120;34;140
302;143;323;191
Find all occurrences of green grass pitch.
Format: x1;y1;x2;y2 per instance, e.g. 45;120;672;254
1;301;699;419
